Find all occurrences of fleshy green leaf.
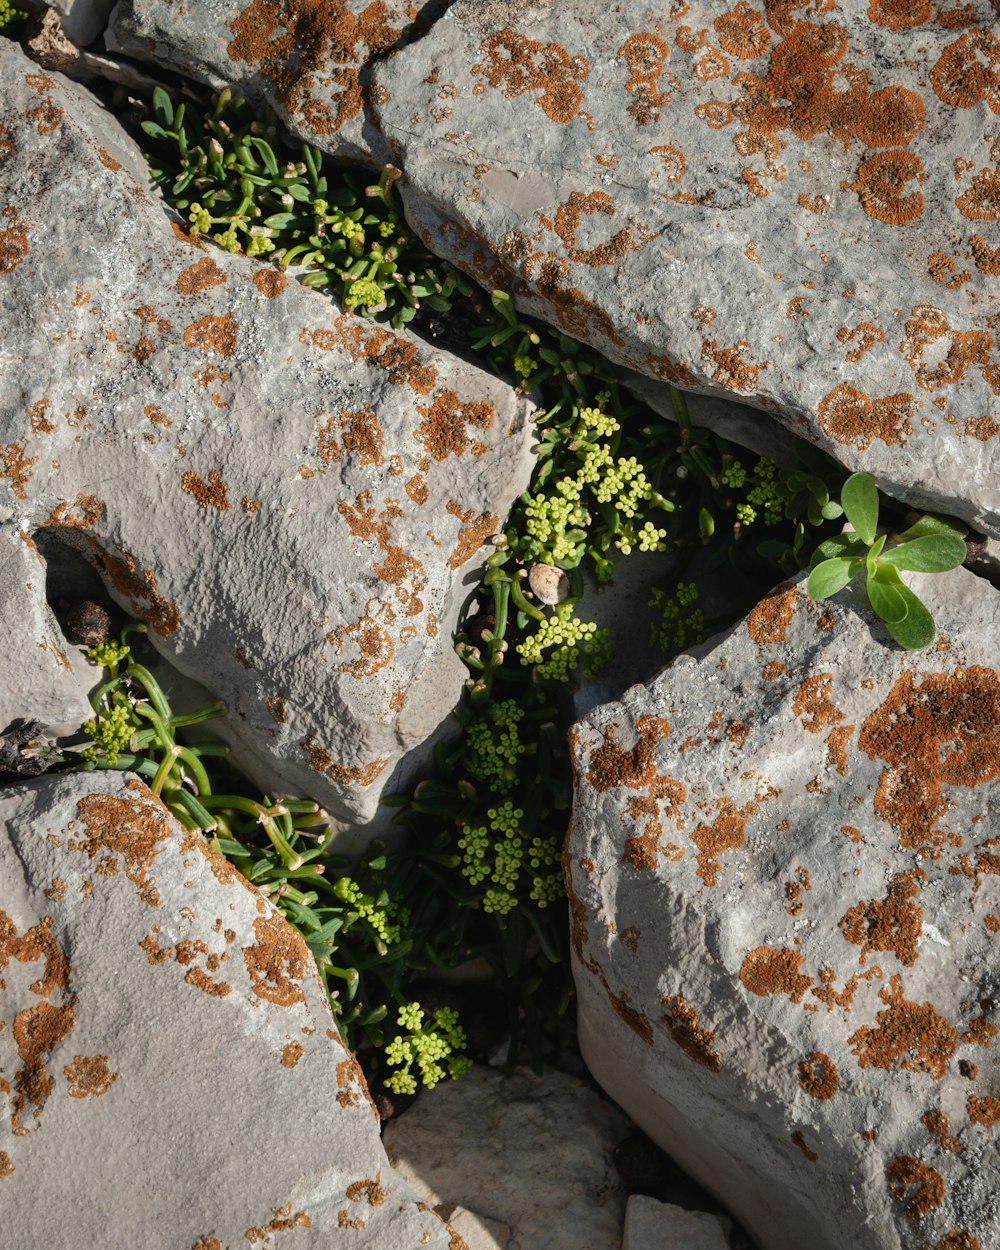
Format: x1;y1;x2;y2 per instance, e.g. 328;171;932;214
840;473;879;546
151;86;174;129
880;533;967;573
897;512;967;543
884;582;936;650
809;533;868;568
866;565;907;624
807;557;859;599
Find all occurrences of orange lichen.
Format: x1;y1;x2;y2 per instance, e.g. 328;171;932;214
661;994;723;1071
930;28;1000;113
0;443;36;499
885;1155;945;1225
414;390;493;460
868;0;932;28
73;790;172;906
957;168;1000;221
345;1174;388;1206
967;1094;1000;1127
96;544;179;636
474;28;590;123
701;339;766;392
793;673;844;733
586;716;671;792
180;468;230;511
817;384;914;449
243;913;308;1007
63;1054;118;1098
837;322;885;362
747;583;798;644
617;32;672;125
176;256;227;295
740;945;813;1001
280;1040;305;1068
253;267;287;297
859;668;1000;856
691;798;756;886
243;1202;311;1245
184;967;231;997
849;974;958;1078
715;3;770;59
921;1108;960;1152
549;190;639;267
445;500;498;569
183;313;238;357
839;871;924;966
316;406;384;466
799;1051;839;1098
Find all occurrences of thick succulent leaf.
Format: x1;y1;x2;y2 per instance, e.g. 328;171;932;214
881;533;967;572
866;565;908;624
897;512;967;542
840;473;879;546
809;532;868;568
884;583;936;650
807;557;859;599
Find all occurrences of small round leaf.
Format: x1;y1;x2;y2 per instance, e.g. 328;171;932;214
807;557;857;600
866;567;907;624
841;473;879;546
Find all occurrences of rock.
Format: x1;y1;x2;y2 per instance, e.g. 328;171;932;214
0;770;458;1248
372;1;1000;536
568;564;1000;1250
384;1064;632;1250
22;0;114;45
0;43;535;832
623;1197;732;1250
0;525;93;737
106;0;449;165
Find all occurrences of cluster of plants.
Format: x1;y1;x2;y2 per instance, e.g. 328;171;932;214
35;79;964;1090
0;2;26;35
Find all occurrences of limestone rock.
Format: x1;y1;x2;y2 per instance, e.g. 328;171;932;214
0;43;535;829
568;565;1000;1250
384;1064;631;1250
106;0;448;165
0;770;457;1248
373;1;1000;536
623;1197;732;1250
0;524;93;736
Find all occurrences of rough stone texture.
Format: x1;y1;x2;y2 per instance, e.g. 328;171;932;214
0;43;535;830
373;0;1000;537
106;0;449;165
0;770;459;1248
384;1064;631;1250
0;525;94;735
568;565;1000;1250
623;1197;732;1250
23;0;115;46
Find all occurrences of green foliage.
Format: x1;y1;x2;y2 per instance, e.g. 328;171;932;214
806;473;967;649
140;87;470;329
0;1;27;34
384;1004;472;1094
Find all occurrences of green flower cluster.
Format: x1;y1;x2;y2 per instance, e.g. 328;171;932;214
650;582;705;654
81;695;133;765
462;700;526;793
141;87;470;329
0;1;26;32
456;798;561;916
516;603;608;683
384;1004;472;1094
332;876;407;948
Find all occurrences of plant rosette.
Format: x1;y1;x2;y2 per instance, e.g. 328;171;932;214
806;472;967;650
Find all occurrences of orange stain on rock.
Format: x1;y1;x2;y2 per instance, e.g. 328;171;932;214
849;974;959;1079
740;945;813;1001
181;468;230;511
176;256;228;296
692;798;756;886
818;384;914;449
474;28;590;123
661;994;723;1072
63;1054;118;1098
747;583;798;644
183;313;238;357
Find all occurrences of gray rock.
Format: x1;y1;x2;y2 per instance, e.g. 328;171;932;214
0;43;534;832
372;1;1000;536
568;565;1000;1250
106;0;448;165
623;1197;732;1250
0;770;458;1248
0;524;93;737
384;1064;632;1250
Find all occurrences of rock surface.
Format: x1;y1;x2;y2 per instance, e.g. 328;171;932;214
623;1197;732;1250
0;770;460;1248
373;0;1000;536
107;0;448;165
568;565;1000;1250
384;1064;631;1250
0;525;93;736
0;42;535;830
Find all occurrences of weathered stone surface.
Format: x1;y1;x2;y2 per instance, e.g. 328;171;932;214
384;1064;631;1250
373;1;1000;536
623;1197;732;1250
568;565;1000;1250
0;770;458;1248
0;525;93;736
107;0;448;165
0;43;535;829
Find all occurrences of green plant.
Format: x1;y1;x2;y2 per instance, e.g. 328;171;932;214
806;473;967;649
140;87;470;328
